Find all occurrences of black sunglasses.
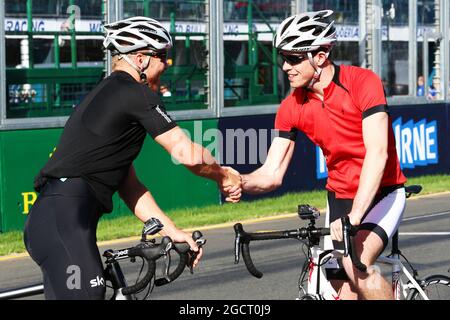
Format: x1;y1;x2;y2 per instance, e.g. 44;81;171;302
141;51;168;62
278;53;309;66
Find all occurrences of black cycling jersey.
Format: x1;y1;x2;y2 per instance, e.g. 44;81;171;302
34;71;177;212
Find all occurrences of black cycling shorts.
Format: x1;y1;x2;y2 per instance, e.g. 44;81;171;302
24;178;106;300
325;184;406;252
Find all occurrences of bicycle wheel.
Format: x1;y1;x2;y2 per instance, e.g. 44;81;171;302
407;274;450;300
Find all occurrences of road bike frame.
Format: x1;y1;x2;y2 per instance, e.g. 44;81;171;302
303;237;429;300
234;185;437;300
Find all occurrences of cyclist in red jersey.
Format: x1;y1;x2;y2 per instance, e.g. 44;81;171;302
233;10;407;300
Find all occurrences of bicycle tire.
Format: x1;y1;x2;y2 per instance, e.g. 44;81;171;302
407;274;450;300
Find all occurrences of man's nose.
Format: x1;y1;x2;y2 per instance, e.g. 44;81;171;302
282;61;292;72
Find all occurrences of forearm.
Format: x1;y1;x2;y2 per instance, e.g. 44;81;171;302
242;170;282;194
186;143;226;182
351;149;388;218
133;191;178;236
119;182;177;236
241;138;294;195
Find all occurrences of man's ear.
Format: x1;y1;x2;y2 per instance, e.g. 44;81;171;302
135;54;144;68
316;52;328;67
140;55;151;70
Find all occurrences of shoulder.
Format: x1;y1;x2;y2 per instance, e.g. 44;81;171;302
337;65;384;99
139;83;163;105
110;73;163;107
278;88;304;112
340;65;381;85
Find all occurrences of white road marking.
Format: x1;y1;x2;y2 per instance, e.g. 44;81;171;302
399;232;450;236
402;211;450;222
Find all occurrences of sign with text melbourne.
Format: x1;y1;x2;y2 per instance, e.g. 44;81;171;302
316;117;440;179
316;104;449;180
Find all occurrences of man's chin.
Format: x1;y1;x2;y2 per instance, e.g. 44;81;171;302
289;82;303;89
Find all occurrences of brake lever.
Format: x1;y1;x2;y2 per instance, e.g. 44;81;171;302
342;216;350;257
187;238;206;274
162;250;172;282
234;233;241;264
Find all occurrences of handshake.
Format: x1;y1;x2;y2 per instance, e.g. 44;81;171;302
218;166;243;203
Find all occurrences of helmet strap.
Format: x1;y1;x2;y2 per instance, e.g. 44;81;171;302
120;54;151;85
306;51;330;89
307;52;321;88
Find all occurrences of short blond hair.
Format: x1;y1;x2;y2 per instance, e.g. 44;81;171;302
111;55;122;70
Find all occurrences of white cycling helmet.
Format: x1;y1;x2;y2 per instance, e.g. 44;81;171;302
103;16;172;84
274;10;337;88
103;16;172;54
273;10;337;53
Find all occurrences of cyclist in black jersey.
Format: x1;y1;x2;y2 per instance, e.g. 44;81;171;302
24;16;241;300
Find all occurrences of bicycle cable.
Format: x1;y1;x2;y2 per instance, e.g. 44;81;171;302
387;251;419;278
141;275;155;300
133;257;155;297
400;252;419;278
297;241;311;294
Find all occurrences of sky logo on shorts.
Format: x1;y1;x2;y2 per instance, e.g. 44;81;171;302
316;117;439;179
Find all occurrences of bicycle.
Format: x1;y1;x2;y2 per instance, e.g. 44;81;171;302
234;185;450;300
0;218;206;300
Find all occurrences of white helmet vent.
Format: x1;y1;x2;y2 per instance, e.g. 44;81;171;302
274;10;337;53
103;16;173;54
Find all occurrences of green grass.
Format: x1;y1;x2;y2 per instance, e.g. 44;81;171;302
1;174;450;257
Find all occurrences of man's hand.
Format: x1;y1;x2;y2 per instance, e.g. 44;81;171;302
163;228;203;268
219;166;242;203
330;212;362;242
330;218;344;242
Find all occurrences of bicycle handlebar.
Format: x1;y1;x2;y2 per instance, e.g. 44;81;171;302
154;231;206;286
234;218;367;279
106;231;206;296
121;236;172;296
341;216;367;273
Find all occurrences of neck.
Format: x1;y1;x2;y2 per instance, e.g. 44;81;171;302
114;65;141;82
308;62;335;99
113;65;159;91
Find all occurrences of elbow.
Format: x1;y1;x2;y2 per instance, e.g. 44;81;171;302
268;175;283;191
378;149;388;165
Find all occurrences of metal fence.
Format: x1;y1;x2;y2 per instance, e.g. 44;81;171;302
1;0;450;130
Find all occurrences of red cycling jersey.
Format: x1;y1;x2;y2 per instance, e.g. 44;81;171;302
275;64;406;199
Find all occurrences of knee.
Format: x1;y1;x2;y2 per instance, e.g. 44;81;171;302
342;256;368;282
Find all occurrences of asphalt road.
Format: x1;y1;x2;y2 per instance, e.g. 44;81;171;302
1;192;449;300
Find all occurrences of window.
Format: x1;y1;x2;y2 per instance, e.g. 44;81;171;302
223;0;291;109
380;1;409;96
3;1;104;120
308;0;359;24
123;0;209;111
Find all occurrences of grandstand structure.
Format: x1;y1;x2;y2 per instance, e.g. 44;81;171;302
0;0;449;232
